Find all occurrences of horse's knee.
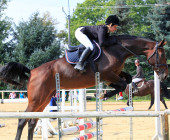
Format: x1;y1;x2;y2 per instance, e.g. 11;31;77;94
120;82;127;92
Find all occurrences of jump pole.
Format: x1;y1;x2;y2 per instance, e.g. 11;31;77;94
152;71;163;140
61;121;101;135
79;89;86;136
71;131;103;140
56;73;62;140
95;72;103;140
129;83;133;140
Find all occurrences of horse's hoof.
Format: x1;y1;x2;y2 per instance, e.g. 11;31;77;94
99;94;105;99
48;131;53;138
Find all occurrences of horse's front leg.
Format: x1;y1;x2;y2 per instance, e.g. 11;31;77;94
101;71;127;98
119;71;132;84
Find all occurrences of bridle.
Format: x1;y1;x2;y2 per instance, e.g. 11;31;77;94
119;41;168;74
147;42;168;73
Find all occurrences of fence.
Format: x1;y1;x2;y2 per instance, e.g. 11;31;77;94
0;110;169;139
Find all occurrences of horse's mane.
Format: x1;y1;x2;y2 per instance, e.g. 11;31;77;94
113;34;153;42
116;35;138;40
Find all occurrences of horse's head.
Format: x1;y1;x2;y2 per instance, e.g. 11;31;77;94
147;39;168;81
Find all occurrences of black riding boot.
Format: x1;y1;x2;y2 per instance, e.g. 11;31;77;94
132;82;138;92
74;47;91;71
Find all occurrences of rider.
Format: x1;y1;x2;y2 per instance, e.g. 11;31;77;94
132;59;145;92
74;15;120;71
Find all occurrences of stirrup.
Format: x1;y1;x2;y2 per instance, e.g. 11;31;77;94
133;89;138;94
74;63;85;71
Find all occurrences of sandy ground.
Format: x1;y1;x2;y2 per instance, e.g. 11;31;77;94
0;101;170;140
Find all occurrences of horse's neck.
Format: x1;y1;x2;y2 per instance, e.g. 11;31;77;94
120;38;155;59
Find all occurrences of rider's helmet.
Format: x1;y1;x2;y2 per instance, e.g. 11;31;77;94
105;15;120;26
135;59;140;64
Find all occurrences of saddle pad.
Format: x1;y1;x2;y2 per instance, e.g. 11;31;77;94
65;41;101;64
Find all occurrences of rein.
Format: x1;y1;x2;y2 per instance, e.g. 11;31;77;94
119;41;168;73
118;42;150;67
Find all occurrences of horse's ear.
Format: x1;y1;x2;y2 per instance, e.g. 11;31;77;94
159;38;166;46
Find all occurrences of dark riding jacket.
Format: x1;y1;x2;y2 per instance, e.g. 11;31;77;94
80;25;116;47
133;65;145;79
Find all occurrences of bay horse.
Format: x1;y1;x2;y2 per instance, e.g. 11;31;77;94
125;80;170;110
0;35;168;140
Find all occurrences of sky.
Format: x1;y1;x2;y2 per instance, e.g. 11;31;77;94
5;0;85;30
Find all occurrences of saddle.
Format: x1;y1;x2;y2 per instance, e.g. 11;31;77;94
136;78;146;86
65;40;101;65
132;78;146;94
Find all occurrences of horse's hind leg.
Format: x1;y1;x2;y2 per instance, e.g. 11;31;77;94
15;119;28;140
27;102;51;140
15;102;40;140
160;96;168;109
15;101;46;140
28;119;39;140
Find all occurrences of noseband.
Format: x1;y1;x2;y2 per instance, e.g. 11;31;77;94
147;42;168;73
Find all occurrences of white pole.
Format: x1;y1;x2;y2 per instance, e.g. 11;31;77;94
129;83;133;140
42;118;48;140
70;90;73;112
74;89;77;112
62;90;65;112
79;89;86;136
152;71;163;140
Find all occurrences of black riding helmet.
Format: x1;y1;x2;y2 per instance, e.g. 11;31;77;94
105;15;120;26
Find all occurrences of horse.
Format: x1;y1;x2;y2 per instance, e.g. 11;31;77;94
125;80;170;110
0;35;168;140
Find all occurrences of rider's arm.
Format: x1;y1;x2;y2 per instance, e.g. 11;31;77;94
98;27;117;47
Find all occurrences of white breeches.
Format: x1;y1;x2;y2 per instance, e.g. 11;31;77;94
132;78;143;83
75;27;94;51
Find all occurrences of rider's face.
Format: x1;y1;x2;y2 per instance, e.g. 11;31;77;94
135;62;139;66
108;25;118;33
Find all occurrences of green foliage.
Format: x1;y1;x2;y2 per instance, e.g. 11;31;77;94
28;41;61;68
147;0;170;85
148;1;170;41
0;0;12;64
7;12;62;68
0;0;12;90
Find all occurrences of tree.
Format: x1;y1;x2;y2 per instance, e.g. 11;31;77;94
9;12;62;69
147;0;170;85
106;0;132;34
0;0;12;64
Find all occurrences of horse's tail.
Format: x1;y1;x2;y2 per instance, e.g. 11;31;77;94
160;82;170;99
0;62;30;86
